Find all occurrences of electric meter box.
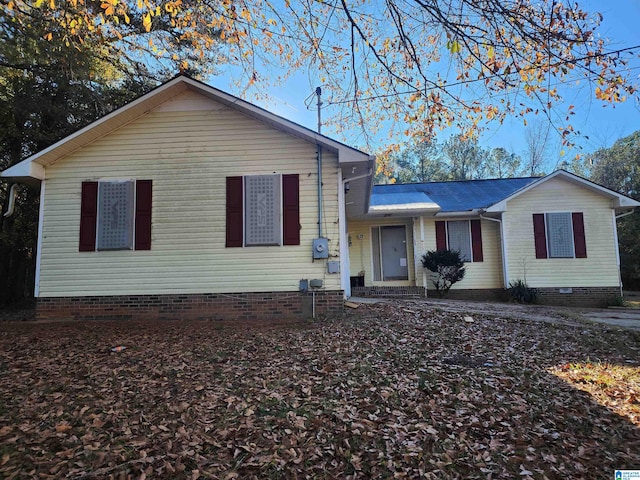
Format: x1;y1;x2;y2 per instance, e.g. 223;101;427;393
312;238;329;259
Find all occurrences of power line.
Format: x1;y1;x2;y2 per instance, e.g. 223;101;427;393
322;45;640;106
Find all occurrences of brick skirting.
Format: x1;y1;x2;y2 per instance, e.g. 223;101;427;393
351;286;427;298
533;286;621;307
353;285;620;307
36;291;344;321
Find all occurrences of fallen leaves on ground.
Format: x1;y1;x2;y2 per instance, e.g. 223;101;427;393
0;303;639;479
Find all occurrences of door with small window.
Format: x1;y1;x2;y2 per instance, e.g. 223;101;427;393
372;225;409;281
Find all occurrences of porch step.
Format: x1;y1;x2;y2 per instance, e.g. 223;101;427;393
351;286;426;298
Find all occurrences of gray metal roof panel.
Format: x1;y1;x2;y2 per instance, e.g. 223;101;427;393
372;177;540;212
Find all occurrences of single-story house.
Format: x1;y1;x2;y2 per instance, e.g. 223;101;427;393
2;75;639;319
348;172;640;306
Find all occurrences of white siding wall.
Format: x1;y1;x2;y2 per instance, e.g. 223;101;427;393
504;177;619;287
39;91;342;297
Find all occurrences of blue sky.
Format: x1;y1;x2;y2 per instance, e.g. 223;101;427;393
208;1;640;162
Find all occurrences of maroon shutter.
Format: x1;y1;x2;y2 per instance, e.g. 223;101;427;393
470;219;483;262
435;221;447;251
79;181;98;252
134;180;153;250
572;212;587;258
282;174;300;245
226;176;243;247
533;213;548;259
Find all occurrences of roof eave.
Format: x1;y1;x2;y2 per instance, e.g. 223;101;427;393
1;161;45;181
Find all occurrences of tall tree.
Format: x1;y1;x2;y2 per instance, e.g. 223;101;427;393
485;147;522;179
587;131;640;288
4;0;636;149
379;140;448;184
443;135;489;180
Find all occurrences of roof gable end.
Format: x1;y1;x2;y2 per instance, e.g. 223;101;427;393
485;170;640;211
2;75;370;179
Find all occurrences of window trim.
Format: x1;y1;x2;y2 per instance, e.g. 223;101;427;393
544;211;575;259
446;220;473;262
243;174;283;247
96;179;136;251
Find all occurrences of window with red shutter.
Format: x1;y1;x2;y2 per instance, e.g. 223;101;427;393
79;180;152;252
435;219;483;262
226;174;300;247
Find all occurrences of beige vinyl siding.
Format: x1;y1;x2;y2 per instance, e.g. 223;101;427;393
416;218;503;290
39;91;342;297
504;176;619;287
348;218;415;286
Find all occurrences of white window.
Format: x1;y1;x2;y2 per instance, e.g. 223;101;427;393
96;180;134;250
244;174;281;246
447;220;472;262
546;212;574;258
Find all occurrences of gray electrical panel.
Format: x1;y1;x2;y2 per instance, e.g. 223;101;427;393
312;238;329;259
327;261;340;274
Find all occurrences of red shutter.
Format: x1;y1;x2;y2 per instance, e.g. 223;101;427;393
134;180;152;250
470;219;483;262
533;213;548;259
435;221;447;251
79;181;98;252
282;174;300;245
572;212;587;258
226;176;243;247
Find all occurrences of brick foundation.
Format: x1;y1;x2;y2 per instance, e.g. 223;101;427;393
353;285;621;307
36;291;344;321
351;286;427;298
438;289;507;302
533;286;620;308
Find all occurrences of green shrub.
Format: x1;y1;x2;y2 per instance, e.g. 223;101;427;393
507;279;537;304
422;249;466;298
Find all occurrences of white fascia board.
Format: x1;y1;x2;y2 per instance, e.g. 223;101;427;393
368;203;440;215
433;210;480;217
1;160;45;180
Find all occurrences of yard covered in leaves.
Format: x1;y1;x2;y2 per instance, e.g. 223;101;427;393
0;303;639;479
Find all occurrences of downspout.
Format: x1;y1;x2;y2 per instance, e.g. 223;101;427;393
317;146;323;237
316;87;323;237
613;208;636;296
479;212;509;288
3;184;19;217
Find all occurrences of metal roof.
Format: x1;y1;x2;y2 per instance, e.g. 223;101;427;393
371;177;540;213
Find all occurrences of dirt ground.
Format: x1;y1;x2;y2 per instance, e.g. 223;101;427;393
349;294;640;331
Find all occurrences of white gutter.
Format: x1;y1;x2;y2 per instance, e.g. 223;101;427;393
3;184;18;217
480;212;509;288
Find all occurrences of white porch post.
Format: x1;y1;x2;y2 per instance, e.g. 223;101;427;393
338;169;351;298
